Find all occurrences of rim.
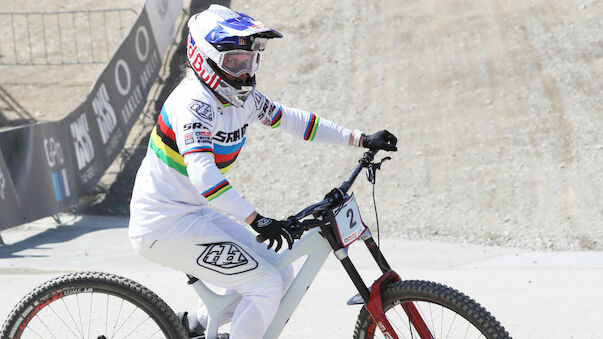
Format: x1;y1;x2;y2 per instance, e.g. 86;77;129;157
9;289;169;339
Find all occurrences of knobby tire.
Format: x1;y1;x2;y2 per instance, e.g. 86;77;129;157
353;280;511;339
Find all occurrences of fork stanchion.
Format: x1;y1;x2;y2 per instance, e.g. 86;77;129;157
363;236;392;273
339;256;371;303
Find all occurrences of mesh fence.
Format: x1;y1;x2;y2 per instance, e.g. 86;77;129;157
0;9;137;65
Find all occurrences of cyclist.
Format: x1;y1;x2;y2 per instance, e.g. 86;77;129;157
128;5;397;339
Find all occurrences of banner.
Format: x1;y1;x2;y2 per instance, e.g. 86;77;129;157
0;0;182;230
0;147;20;226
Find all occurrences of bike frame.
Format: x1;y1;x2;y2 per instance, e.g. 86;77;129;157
188;150;433;339
190;226;331;339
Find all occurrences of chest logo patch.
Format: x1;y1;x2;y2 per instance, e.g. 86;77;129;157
188;100;214;123
196;242;258;275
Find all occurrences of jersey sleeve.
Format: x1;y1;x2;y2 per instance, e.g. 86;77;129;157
247;90;353;146
175;99;255;221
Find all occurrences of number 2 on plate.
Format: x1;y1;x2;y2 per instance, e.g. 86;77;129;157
346;208;357;229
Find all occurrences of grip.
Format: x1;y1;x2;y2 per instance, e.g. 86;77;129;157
256;234;267;243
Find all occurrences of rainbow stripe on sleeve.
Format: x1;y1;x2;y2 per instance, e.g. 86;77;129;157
303;113;320;141
149;107;188;176
202;179;232;201
270;106;282;129
182;146;214;156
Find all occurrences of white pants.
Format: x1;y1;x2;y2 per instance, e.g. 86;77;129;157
130;209;294;339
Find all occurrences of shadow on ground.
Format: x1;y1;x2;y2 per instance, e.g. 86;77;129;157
0;216;127;258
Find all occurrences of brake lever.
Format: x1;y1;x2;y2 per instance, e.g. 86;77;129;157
286;217;304;240
288;217;322;240
367;157;391;184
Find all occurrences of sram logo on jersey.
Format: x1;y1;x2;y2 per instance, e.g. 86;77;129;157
183;122;211;131
182;123;247;143
213;124;248;143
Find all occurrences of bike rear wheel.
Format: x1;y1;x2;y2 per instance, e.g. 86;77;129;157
353;280;510;339
1;271;187;339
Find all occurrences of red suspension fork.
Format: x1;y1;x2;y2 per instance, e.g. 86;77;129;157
366;270;433;339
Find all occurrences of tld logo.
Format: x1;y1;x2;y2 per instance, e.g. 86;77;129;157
70;114;95;170
43;137;64;168
196;242;258;275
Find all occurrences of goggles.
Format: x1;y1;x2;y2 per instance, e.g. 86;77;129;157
218;50;261;77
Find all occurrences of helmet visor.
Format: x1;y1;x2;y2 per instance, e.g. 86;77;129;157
219;50;260;77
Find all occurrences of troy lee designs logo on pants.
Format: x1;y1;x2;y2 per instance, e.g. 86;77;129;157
196;242;258;275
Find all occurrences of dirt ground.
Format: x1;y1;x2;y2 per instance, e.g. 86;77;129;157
1;0;601;250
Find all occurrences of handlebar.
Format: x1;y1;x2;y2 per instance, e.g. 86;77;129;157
293;148;380;219
338;148;379;195
256;148;383;244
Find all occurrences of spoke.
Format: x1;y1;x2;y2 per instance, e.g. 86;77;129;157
112;306;140;337
121;315;152;338
31;313;59;339
21;321;45;338
88;292;94;339
444;312;458;338
413;301;435;338
388;305;412;339
76;292;85;337
148;327;162;338
399;303;416;338
48;303;80;338
406;303;421;338
464;321;470;338
440;305;444;339
111;298;125;338
106;294;109;336
62;298;85;338
428;303;435;337
409;304;418;339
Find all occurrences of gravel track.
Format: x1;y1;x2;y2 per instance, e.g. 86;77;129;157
1;0;601;250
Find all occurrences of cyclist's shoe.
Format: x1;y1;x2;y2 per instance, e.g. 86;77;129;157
177;311;206;338
177;311;229;339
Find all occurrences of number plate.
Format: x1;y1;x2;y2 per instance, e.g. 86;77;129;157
333;194;366;247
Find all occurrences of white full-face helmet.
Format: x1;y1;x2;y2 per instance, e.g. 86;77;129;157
186;5;282;107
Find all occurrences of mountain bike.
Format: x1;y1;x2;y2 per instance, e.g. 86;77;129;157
1;149;511;339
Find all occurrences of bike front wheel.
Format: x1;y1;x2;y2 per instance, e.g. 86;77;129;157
1;271;187;339
353;280;511;339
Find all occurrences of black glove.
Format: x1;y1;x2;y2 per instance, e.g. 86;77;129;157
362;130;398;151
250;214;294;252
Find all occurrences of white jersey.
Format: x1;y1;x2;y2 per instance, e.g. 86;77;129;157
129;75;353;240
